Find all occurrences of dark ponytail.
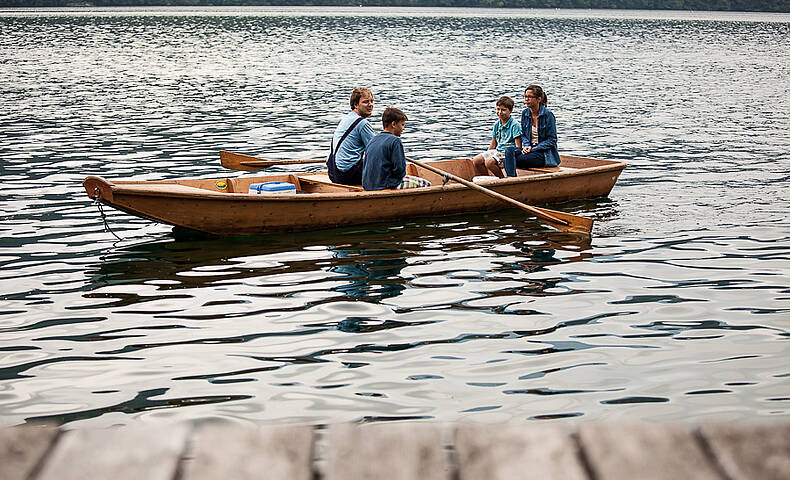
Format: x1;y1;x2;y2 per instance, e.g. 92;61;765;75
526;84;548;106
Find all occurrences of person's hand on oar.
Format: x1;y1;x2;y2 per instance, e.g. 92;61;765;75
406;157;593;235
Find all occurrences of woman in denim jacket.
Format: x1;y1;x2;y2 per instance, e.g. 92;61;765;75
503;85;561;177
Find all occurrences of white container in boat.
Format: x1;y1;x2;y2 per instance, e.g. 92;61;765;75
472;175;499;183
248;181;296;194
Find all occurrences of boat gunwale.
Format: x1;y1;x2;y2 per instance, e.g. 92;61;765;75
94;160;627;202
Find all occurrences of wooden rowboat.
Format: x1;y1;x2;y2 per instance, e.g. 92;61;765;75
83;155;626;236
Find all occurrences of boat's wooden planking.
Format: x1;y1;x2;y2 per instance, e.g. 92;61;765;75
407;159;475;185
84;155;625;235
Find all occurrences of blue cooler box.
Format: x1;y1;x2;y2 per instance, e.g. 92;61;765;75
248;181;296;195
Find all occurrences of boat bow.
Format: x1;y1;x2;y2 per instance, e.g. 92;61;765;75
84;176;115;203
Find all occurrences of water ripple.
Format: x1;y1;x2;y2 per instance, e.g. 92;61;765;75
1;7;789;427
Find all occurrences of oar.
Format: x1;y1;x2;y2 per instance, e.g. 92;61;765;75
220;150;322;171
407;157;593;235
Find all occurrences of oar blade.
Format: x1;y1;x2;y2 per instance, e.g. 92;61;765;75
535;206;594;234
220;150;268;171
220;151;325;171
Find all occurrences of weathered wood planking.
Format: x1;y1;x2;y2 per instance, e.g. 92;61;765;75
181;424;314;480
35;425;188;480
0;424;59;480
700;423;790;480
324;423;449;480
455;423;588;480
578;423;722;480
2;421;789;480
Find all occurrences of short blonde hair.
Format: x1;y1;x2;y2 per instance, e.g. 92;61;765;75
350;87;373;109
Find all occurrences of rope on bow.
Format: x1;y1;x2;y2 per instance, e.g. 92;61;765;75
92;187;123;241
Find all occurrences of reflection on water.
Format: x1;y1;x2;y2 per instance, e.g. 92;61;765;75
4;217;788;427
1;7;789;427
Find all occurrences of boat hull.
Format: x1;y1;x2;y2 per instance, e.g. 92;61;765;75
83;155;625;236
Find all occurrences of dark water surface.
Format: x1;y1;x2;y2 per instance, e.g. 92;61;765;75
1;7;789;427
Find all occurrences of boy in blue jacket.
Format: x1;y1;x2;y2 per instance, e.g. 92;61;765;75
362;107;431;191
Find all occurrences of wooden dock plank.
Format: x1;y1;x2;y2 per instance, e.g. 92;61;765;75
700;423;790;480
35;425;188;480
324;423;448;480
455;423;587;480
2;421;789;480
0;425;59;480
578;423;722;480
182;424;313;480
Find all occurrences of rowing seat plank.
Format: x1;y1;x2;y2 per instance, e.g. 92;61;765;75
299;174;364;192
518;166;576;175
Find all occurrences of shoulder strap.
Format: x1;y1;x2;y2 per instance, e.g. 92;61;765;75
331;116;365;156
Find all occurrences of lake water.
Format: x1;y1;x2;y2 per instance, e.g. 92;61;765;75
1;6;789;428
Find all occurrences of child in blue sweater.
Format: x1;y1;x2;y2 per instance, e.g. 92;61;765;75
362;107;431;191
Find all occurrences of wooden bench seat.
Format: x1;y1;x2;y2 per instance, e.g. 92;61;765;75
516;166;576;176
297;175;364;193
